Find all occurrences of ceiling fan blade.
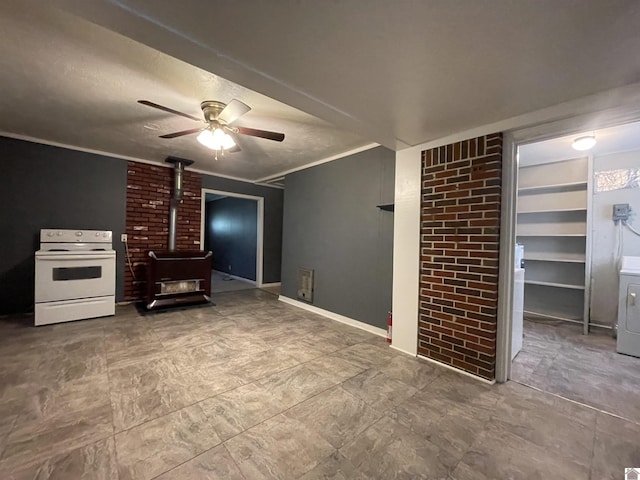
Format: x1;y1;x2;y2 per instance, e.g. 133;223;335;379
138;100;202;122
236;126;285;142
159;127;204;139
218;99;251;125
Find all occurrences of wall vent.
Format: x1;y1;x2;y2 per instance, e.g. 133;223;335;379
297;267;314;303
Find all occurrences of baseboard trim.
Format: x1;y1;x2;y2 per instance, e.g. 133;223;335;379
212;270;257;285
261;282;281;288
417;354;496;385
390;345;417;357
278;296;386;338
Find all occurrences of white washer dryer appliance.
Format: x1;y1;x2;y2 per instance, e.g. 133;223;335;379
35;229;116;326
617;256;640;357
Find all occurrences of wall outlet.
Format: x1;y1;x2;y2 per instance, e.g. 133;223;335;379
121;233;128;242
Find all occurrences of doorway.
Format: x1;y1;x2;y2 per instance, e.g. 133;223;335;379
200;189;264;293
506;120;640;423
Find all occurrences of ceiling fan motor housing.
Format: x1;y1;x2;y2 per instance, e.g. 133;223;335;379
200;101;227;123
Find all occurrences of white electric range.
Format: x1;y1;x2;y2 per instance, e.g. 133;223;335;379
34;229;116;326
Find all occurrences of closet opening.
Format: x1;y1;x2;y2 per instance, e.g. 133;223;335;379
509;120;640;423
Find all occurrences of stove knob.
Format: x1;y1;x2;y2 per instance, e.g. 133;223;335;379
76;231;83;237
47;232;54;237
57;231;63;236
95;232;100;237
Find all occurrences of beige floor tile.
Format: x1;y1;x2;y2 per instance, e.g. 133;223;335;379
253;364;335;410
115;403;221;480
0;291;638;480
3;436;118;480
155;444;246;480
340;416;449;480
225;414;335;480
342;369;418;413
0;404;113;472
285;386;382;449
199;383;283;441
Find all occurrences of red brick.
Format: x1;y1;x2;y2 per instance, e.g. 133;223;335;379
419;133;502;380
125;162;202;300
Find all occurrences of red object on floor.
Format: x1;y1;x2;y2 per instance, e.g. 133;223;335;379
386;311;392;344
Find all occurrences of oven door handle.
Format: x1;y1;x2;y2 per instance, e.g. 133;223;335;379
37;254;115;261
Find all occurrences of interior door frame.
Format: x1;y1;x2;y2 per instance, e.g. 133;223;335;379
495;105;640;383
200;188;265;287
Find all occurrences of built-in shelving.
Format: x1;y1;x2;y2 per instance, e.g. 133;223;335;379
517;233;586;237
524;256;586;264
518;207;587;214
516;156;591;329
518;181;588;193
524;280;585;290
523;310;583;323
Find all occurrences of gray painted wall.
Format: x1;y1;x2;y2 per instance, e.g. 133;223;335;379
281;146;395;329
205;197;258;281
0;135;286;315
0;136;127;315
201;176;283;284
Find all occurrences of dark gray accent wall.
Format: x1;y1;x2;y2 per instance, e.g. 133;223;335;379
201;176;283;283
0;136;127;315
205;197;258;280
281;146;395;329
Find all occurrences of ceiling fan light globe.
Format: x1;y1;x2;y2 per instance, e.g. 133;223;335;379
197;129;215;149
197;128;235;150
214;128;236;150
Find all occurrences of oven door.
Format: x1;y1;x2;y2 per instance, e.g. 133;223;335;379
35;252;115;303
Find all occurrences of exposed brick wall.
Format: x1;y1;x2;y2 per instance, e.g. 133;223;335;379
418;133;502;380
124;161;202;301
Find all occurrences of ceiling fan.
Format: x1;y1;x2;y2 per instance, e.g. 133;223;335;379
138;99;285;159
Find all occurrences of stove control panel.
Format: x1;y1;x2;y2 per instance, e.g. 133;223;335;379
40;229;113;243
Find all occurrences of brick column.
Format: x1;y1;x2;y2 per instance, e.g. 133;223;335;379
418;133;502;379
124;161;202;301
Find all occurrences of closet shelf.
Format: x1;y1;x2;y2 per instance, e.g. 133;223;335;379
517;208;587;214
523;257;585;264
523;310;583;323
518;181;588;193
524;280;585;290
517;233;586;237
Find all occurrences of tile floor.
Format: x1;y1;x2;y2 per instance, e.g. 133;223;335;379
211;271;256;294
0;290;638;479
511;318;640;424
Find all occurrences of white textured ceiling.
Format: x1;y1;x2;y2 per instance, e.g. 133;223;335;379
0;1;370;182
2;1;640;182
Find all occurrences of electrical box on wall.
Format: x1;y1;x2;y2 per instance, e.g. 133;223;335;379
613;203;631;224
297;267;314;303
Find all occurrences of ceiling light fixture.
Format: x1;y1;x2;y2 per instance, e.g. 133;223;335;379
571;135;597;151
197;127;236;151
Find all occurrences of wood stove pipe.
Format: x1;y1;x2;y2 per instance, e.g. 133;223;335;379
165;157;194;252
